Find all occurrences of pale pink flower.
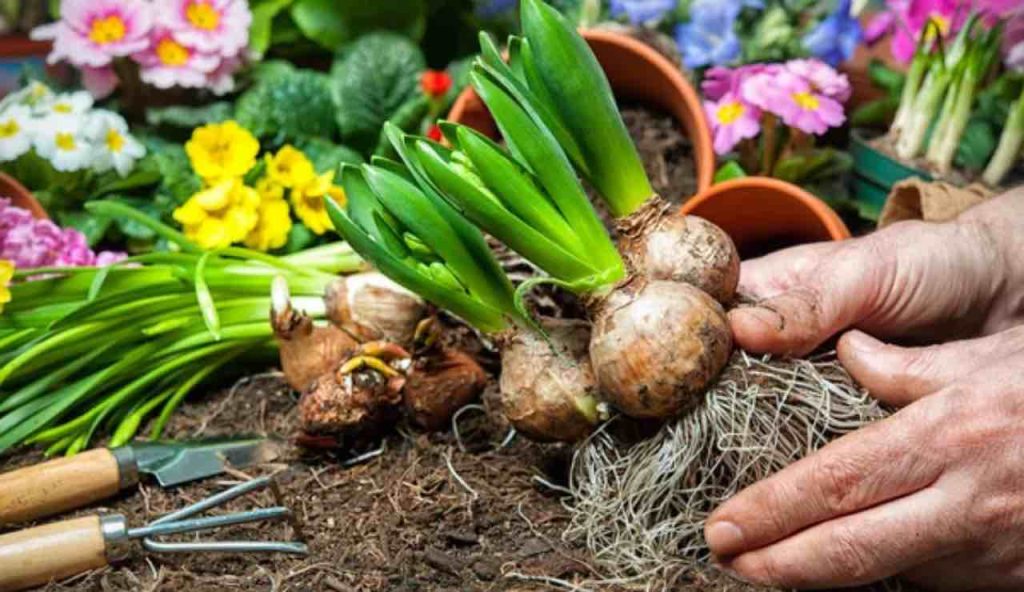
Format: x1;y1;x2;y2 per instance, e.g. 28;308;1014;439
161;0;251;57
30;0;153;68
784;59;852;103
205;56;243;95
742;70;845;135
704;92;762;155
134;28;220;89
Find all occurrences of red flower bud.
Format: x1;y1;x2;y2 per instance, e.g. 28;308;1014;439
421;70;453;98
426;124;444;142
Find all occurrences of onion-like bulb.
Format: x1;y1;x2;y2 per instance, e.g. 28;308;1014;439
499;319;603;442
324;272;426;346
589;280;732;419
272;276;358;392
618;198;739;303
404;349;488;431
298;364;404;437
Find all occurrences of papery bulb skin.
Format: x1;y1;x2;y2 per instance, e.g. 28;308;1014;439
325;272;426;346
404;349;488;431
618;198;739;303
499;319;602;442
271;276;358;392
589;280;732;419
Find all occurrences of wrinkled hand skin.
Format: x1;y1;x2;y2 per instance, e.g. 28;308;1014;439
706;187;1024;590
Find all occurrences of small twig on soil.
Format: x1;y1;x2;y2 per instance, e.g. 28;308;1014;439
516;502;599;576
532;475;572;496
503;571;594;592
221;465;255;482
443;447;478;500
342;446;384;467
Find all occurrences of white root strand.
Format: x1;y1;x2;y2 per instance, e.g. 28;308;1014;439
564;351;893;588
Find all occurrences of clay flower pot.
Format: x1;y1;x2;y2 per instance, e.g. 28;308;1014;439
680;177;850;259
0;172;48;219
448;28;715;198
850;128;931;220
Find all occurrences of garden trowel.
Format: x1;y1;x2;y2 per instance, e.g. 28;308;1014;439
0;436;281;525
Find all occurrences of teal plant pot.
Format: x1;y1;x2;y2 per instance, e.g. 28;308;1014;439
850;129;932;220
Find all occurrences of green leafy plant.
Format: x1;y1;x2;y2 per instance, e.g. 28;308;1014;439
235;61;338;142
0;202;362;456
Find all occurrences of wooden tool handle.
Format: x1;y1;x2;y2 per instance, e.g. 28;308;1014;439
0;515;109;592
0;449;122;525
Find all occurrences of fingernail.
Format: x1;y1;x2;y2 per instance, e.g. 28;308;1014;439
731;305;784;331
705;521;745;556
844;330;882;353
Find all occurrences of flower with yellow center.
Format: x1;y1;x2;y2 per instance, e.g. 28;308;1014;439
244;178;293;251
0;105;32;161
186;1;221;30
185;120;259;182
792;92;820;111
291;171;341;235
156;38;191;67
716;101;745;125
173;178;261;250
265;146;316;189
0;259;13;313
88;15;127;45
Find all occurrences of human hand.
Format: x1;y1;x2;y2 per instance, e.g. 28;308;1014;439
705;188;1024;589
728;187;1024;357
704;326;1024;590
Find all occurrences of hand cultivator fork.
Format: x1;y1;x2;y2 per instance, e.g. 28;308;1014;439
0;476;307;592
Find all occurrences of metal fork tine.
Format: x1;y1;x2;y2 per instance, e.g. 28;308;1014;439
151;476;273;525
130;507;292;539
141;539;309;554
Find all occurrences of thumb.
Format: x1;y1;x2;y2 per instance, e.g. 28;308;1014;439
837;327;1024;407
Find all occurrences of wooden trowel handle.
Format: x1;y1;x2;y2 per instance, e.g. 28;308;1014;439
0;515;109;592
0;449;123;525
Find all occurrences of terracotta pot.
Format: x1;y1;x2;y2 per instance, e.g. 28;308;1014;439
0;172;47;219
447;28;715;197
680;177;850;259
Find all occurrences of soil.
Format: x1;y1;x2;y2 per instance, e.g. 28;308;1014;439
1;374;763;592
622;104;698;203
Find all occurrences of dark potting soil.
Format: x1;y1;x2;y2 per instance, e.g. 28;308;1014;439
622;104;699;204
0;374;766;592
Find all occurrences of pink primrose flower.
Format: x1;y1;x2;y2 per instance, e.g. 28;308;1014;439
31;0;153;68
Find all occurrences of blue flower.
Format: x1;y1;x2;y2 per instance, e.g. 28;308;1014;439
609;0;677;24
803;0;863;66
675;0;742;69
475;0;517;18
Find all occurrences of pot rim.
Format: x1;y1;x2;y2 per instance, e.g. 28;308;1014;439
447;27;715;194
681;176;851;242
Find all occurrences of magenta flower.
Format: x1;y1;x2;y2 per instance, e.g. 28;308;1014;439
784;59;852;103
1003;7;1024;71
0;198;125;269
134;28;220;89
30;0;153;68
890;0;968;63
702;64;781;101
742;70;845;135
705;92;762;155
161;0;252;58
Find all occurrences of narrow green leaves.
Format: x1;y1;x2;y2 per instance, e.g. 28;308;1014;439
517;0;652;216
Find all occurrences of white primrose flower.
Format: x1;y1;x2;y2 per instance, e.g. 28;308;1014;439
32;116;94;172
0;105;35;162
85;110;145;176
36;90;93;120
0;81;54;113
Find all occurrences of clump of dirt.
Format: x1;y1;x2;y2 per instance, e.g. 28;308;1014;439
0;374;759;592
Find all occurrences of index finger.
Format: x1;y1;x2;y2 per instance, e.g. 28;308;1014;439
704;403;945;558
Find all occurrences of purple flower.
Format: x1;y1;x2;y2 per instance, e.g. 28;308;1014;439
705;92;762;154
702;63;782;101
0;198;125;269
742;70;846;135
785;59;852;103
610;0;676;24
803;0;862;66
675;0;742;69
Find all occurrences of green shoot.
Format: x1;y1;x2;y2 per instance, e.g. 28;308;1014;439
983;84;1024;186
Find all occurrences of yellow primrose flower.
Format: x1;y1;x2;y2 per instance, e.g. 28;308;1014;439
185;120;259;182
173;178;260;250
0;259;13;313
265;145;315;189
291;170;340;235
244;178;293;252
